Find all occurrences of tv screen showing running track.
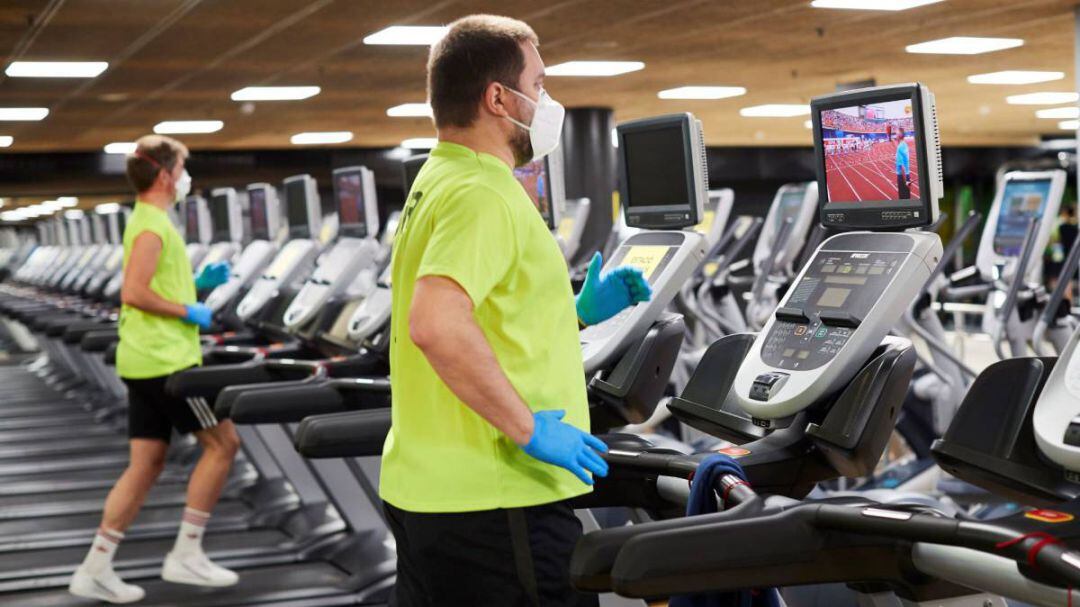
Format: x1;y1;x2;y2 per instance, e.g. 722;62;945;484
821;99;919;204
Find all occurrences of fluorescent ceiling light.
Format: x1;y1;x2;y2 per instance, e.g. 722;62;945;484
290;131;353;145
811;0;943;9
104;141;136;154
0;136;11;148
5;61;108;78
387;103;433;117
967;70;1064;85
58;196;78;207
0;107;48;121
658;86;746;100
1007;92;1080;105
401;137;437;149
906;37;1023;55
231;86;321;101
740;104;810;117
363;25;448;46
546;61;644;77
1059;120;1079;131
1036;106;1080;119
95;202;121;215
64;209;85;220
154;120;223;134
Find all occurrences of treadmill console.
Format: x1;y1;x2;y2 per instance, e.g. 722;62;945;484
1033;327;1080;473
736;227;941;421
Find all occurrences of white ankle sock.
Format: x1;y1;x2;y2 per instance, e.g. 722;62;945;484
82;527;124;574
173;507;210;555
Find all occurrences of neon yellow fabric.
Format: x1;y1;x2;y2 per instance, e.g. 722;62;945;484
381;142;590;512
116;202;200;379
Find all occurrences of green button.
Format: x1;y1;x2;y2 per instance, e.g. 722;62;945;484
815;327;828;339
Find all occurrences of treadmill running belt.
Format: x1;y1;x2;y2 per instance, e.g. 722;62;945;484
8;562;353;606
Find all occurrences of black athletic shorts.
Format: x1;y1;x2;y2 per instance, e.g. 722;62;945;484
384;499;598;607
123;369;217;442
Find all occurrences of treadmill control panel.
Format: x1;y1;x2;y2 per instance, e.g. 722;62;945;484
760;250;904;371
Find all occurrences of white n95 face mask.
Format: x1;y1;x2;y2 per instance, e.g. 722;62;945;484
506;87;565;162
174;170;192;203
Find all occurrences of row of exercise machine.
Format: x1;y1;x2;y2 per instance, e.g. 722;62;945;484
0;82;1077;606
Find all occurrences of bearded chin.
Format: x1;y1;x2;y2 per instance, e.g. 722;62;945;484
510;128;533;167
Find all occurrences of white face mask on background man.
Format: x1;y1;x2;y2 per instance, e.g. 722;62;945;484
505;87;565;165
174;169;192;203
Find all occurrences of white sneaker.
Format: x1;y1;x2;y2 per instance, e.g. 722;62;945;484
161;550;239;587
68;565;146;604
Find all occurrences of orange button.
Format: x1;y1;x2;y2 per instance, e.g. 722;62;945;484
1025;509;1075;523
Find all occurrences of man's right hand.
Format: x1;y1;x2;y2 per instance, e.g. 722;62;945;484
522;410;609;485
182;303;213;330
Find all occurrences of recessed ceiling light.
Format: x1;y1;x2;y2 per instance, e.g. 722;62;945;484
1006;92;1080;105
363;26;448;46
104;141;136;154
0;107;49;121
154;120;223;134
290;131;353;145
401;137;438;149
546;61;644;77
657;86;746;100
811;0;943;9
1036;107;1080;119
387;103;433;117
1059;120;1079;131
0;136;11;148
95;202;121;215
5;61;108;78
967;70;1064;85
740;104;810;117
905;37;1023;55
231;86;321;101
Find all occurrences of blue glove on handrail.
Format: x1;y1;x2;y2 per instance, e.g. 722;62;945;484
195;261;231;291
522;410;609;485
575;252;652;327
182;303;213;330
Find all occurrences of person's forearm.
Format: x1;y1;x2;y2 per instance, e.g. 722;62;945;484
122;285;187;319
415;318;535;445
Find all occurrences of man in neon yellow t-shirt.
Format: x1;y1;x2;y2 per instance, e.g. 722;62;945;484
69;135;238;604
383;14;651;607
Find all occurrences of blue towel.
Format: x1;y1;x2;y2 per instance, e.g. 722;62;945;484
669;454;783;607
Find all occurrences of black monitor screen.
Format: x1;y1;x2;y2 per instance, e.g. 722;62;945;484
185;198;199;242
513;159;555;229
285;179;310;229
623;126;690;209
334;170;368;236
210;193;231;239
821;99;918;204
249;188;269;240
993;179;1053;256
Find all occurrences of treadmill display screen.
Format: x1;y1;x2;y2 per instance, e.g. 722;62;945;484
334;170;369;237
249;188;269;240
285;179;310;229
623;127;690;209
774;190;805;233
993;178;1053;256
210;193;231;241
513;159;555;230
184;198;200;242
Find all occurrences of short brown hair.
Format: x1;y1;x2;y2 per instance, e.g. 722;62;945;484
427;15;538;129
126;134;189;193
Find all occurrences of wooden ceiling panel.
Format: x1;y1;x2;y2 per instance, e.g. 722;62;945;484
0;0;1077;151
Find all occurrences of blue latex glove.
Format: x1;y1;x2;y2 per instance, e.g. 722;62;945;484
522;410;609;485
194;262;231;291
575;252;652;326
182;303;213;330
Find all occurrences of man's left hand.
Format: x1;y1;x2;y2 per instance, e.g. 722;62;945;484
575;252;652;327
